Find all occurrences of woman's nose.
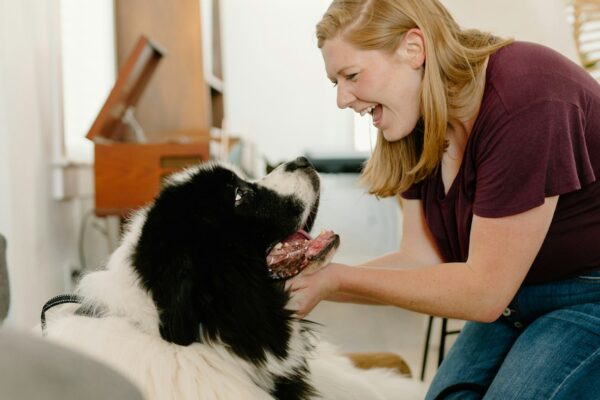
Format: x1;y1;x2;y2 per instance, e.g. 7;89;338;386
336;84;356;109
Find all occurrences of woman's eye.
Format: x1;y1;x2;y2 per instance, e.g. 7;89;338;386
346;73;358;81
331;80;338;88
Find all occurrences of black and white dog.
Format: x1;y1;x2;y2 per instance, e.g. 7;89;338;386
42;157;424;399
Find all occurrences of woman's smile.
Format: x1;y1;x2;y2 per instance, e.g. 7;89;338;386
321;35;424;142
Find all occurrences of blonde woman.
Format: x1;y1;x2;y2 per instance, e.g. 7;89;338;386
287;0;600;398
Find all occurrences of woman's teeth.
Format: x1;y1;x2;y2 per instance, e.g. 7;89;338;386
360;105;376;116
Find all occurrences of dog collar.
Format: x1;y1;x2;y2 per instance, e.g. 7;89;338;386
41;293;205;344
40;294;84;334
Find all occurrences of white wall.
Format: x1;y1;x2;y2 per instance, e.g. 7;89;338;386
222;0;579;164
222;0;354;165
445;0;578;62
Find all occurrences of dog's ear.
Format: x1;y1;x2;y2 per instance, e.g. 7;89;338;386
157;278;201;346
144;253;211;347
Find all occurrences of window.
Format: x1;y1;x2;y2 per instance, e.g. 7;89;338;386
60;0;116;163
567;0;600;81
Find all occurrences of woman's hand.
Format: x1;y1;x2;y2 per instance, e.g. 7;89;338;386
285;262;343;318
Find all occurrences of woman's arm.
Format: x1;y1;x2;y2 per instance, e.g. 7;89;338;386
322;197;443;304
288;196;559;321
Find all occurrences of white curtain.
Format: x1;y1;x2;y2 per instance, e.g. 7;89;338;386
0;0;83;329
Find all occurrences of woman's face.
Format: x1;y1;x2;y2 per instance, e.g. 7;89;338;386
321;31;424;142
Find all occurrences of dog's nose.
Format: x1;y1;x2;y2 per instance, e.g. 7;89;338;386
294;156;312;168
285;156;313;172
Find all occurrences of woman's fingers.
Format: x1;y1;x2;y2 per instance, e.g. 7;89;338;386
285;263;341;317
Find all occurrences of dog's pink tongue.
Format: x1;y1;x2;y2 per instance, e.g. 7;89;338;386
266;231;311;269
266;230;339;280
283;230;312;243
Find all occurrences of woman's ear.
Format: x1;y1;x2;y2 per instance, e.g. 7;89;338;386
396;28;425;69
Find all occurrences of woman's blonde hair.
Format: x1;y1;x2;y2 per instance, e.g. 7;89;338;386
316;0;513;196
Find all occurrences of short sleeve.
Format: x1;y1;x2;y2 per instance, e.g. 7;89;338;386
401;180;423;200
473;100;596;218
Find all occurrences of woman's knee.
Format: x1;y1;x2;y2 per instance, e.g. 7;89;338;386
485;306;600;399
425;320;518;400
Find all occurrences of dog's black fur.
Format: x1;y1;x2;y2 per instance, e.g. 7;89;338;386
43;158;423;400
133;158;320;398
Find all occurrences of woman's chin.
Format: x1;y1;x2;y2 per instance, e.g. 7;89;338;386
382;127;411;142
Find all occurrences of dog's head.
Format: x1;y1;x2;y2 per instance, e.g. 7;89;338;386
132;157;325;360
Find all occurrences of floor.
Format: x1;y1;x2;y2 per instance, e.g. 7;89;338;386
311;302;428;381
308;174;465;385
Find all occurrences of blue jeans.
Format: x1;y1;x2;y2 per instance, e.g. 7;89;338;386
425;271;600;400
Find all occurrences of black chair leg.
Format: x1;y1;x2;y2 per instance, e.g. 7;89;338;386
438;317;448;367
420;315;434;381
422;316;462;380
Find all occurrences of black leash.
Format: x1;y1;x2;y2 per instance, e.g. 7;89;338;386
40;294;83;334
39;294;206;345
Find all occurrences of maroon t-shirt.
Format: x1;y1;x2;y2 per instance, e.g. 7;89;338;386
402;41;600;284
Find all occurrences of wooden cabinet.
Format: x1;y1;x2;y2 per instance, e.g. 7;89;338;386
93;142;208;216
114;0;224;134
87;1;224;216
201;0;225;133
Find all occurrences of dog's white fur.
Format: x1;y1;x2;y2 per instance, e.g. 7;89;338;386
43;162;426;399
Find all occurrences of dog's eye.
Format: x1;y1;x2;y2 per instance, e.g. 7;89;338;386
234;187;243;206
234;185;254;207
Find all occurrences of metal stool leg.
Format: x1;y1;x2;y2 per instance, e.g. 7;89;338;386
420;315;434;381
438;317;448;367
422;316;462;380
